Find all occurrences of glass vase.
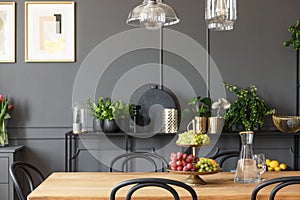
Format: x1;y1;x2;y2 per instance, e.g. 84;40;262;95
0;120;8;147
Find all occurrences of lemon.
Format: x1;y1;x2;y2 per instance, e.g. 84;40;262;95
265;159;271;167
208;158;217;165
269;160;280;168
274;167;281;172
279;163;287;170
268;167;274;171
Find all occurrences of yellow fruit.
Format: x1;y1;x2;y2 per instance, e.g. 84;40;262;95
274;167;281;172
269;160;280;168
208;158;217;165
279;163;287;170
268;167;274;171
265;159;271;167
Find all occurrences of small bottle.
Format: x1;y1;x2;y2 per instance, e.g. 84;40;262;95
130;104;143;133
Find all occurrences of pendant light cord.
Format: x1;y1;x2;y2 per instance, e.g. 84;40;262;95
206;28;211;97
295;49;299;170
160;27;164;90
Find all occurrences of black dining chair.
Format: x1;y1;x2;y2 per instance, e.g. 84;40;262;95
210;150;240;171
109;152;168;172
251;176;300;200
9;161;45;200
110;178;198;200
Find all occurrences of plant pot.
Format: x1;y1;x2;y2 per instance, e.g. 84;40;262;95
208;117;225;134
187;117;207;133
72;123;82;134
93;118;102;132
101;119;120;133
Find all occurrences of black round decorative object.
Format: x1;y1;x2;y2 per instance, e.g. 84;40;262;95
101;119;120;133
137;85;180;132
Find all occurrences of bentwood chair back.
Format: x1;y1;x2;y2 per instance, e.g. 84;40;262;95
9;161;45;200
109;152;168;172
251;176;300;200
210;150;240;171
110;178;198;200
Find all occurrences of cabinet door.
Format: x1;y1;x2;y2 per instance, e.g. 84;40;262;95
0;184;9;200
0;157;9;183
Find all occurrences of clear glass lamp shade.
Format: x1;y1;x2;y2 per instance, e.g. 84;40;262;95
126;0;180;30
205;0;237;31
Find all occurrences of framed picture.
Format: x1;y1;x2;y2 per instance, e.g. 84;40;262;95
25;1;75;62
0;2;15;63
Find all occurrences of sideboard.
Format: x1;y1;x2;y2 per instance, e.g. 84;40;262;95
0;145;24;200
65;131;299;172
65;131;176;172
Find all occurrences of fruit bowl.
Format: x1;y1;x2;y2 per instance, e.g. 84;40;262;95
167;168;220;175
168;168;220;185
272;115;300;133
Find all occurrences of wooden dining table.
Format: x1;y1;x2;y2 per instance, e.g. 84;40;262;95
27;171;300;200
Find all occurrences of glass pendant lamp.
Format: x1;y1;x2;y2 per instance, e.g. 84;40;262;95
205;0;237;31
126;0;180;30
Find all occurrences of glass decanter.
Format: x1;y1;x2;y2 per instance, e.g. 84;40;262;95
234;131;260;183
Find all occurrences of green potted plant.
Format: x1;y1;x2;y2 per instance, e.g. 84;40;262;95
112;100;133;132
208;98;230;134
224;83;275;132
185;96;212;133
87;97;119;133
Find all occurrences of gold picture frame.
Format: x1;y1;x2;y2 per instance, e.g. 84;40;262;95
0;2;15;63
25;1;75;62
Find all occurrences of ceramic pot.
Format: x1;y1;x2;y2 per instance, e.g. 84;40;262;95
93;118;102;132
101;119;120;133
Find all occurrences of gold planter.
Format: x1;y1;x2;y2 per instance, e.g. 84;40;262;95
208;117;225;134
187;117;207;133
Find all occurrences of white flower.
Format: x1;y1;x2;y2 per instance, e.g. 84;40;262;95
212;98;230;117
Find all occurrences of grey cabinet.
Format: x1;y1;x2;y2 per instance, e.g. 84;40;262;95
0;145;24;200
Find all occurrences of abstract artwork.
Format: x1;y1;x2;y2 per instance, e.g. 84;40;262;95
25;2;75;62
0;2;15;63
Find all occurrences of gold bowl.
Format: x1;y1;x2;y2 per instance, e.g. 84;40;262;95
272;115;300;133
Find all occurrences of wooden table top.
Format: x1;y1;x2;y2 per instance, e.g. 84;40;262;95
27;171;300;200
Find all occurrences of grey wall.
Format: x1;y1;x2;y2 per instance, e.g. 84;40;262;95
0;0;299;175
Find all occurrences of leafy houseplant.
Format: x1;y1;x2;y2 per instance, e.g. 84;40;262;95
112;100;132;120
188;96;212;117
87;97;133;133
0;94;14;146
224;83;275;132
112;100;133;133
283;19;300;50
87;97;115;121
87;97;118;133
185;96;212;133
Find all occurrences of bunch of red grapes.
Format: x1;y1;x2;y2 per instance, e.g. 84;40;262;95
169;152;199;171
